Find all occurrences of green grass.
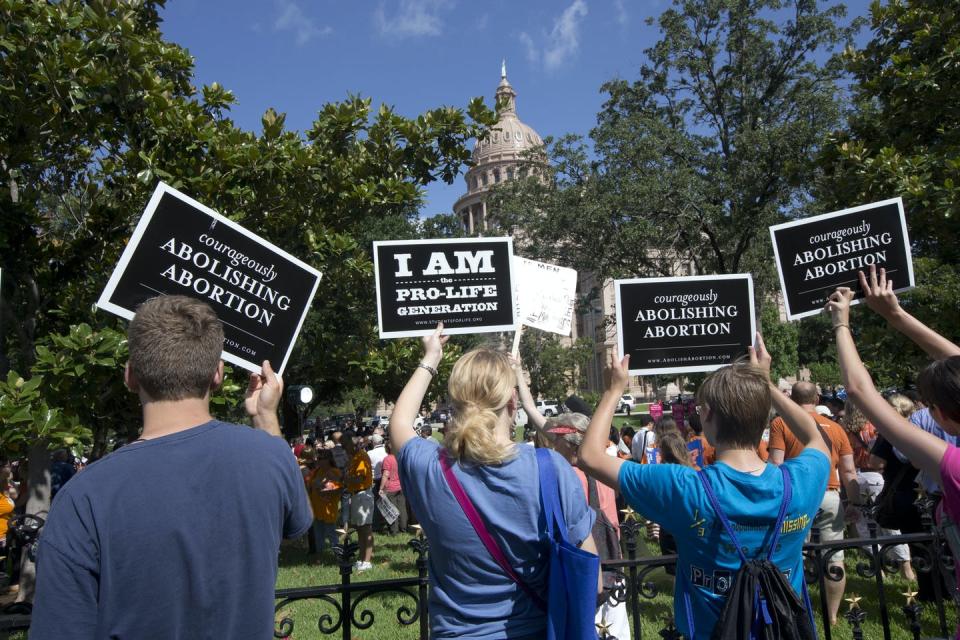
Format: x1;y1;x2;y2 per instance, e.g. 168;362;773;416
3;528;953;639
270;533;957;640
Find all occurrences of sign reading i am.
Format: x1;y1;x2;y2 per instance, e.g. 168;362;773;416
373;237;517;338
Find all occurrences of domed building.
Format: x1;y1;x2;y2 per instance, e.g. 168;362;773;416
454;63;546;234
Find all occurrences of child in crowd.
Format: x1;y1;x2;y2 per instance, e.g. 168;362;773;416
379;442;408;535
580;336;830;638
342;430;375;571
307;448;343;553
828;266;960;638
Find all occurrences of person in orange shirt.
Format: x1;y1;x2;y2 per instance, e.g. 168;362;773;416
342;430;375;571
306;448;343;554
685;413;716;469
0;468;14;551
769;380;858;626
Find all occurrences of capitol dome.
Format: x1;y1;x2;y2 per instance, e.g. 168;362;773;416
454;62;546;234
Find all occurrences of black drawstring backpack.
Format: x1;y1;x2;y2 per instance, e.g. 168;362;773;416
680;465;817;640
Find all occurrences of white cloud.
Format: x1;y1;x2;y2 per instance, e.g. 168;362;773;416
274;0;332;46
374;0;452;39
521;1;589;72
543;0;588;70
519;31;539;65
613;0;628;26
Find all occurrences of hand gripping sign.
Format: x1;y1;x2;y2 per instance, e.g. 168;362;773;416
97;182;322;374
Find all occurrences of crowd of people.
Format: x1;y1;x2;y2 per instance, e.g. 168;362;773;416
13;264;960;639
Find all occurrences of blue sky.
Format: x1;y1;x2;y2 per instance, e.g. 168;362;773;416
160;0;873;219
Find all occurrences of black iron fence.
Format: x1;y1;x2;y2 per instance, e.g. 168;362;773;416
2;495;957;639
269;494;958;640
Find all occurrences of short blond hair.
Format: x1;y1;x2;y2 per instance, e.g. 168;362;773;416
696;364;771;448
886;393;916;419
444;349;516;465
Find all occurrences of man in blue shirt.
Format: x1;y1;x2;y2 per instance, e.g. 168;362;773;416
580;335;830;639
30;296;312;639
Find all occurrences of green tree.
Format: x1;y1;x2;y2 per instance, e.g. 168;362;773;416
815;0;960;387
519;331;593;401
759;303;799;382
0;0;495;404
819;0;960;265
492;0;859;295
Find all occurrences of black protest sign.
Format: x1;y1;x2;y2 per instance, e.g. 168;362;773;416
615;275;756;375
97;183;322;374
373;238;516;338
770;198;914;320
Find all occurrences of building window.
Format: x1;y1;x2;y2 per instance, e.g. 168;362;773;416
507;167;514;180
493;169;501;183
482;173;488;186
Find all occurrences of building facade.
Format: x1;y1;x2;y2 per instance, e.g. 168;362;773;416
454;66;695;398
453;63;545;234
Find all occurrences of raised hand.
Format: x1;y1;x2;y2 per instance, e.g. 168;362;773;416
748;332;772;380
421;322;448;365
603;349;630;393
824;287;856;329
858;265;901;319
244;360;283;420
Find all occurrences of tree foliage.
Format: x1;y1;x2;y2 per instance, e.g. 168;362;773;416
493;0;858;297
759;303;799;382
813;0;960;388
519;331;593;401
819;0;960;264
0;0;496;427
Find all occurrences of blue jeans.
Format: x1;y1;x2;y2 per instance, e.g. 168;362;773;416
312;520;338;552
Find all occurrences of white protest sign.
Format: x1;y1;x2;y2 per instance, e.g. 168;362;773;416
513;257;578;336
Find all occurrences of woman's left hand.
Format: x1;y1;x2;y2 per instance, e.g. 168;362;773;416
422;322;448;365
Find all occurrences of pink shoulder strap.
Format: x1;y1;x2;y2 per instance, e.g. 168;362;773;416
438;450;547;610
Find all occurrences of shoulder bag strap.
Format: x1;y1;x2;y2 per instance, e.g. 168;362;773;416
766;465;793;561
438;450;547;610
536;447;569;541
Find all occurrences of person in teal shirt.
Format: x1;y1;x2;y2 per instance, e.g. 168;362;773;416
579;334;830;639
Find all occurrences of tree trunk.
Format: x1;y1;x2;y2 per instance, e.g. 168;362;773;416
16;444;51;603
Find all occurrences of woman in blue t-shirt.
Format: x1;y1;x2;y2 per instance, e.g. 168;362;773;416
389;323;599;640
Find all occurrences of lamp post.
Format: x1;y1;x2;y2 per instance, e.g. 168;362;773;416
287;385;314;438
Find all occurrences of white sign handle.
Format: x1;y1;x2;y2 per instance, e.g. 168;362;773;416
511;325;524;358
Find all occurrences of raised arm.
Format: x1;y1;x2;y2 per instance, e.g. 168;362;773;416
860;265;960;360
244;360;283;437
390;324;448;453
579;351;628;490
510;355;546;430
828;287;947;482
753;334;829;458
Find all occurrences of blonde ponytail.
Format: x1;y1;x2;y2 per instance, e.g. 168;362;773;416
443;349;517;465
